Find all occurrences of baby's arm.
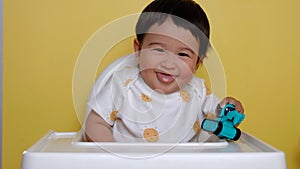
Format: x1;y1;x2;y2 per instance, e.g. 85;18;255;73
85;110;115;142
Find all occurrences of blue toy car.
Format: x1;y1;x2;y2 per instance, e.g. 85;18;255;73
201;104;245;141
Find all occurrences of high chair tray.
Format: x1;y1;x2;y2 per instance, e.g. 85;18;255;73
21;131;286;169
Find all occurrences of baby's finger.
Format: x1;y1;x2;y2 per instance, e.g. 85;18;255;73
234;100;244;114
220;97;244;114
220;97;236;107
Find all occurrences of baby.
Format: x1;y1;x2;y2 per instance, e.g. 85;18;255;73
84;0;244;142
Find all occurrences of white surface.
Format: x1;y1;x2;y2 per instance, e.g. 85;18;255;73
21;131;286;169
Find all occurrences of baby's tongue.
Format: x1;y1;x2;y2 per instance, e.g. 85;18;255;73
156;72;175;83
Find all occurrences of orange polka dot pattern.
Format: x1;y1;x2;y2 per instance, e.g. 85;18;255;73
193;121;201;134
180;90;190;102
141;93;152;102
110;110;118;121
143;128;159;142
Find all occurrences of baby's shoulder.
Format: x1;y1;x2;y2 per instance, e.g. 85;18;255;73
189;76;208;97
190;76;206;88
112;66;139;85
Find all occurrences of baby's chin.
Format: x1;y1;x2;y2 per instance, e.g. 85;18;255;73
148;78;191;95
150;84;181;95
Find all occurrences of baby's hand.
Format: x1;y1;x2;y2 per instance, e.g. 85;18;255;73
220;97;244;114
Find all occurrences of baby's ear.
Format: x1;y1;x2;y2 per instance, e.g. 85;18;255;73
199;54;206;63
133;38;141;62
133;38;141;53
195;55;205;70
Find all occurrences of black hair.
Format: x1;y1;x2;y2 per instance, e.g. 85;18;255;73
135;0;210;58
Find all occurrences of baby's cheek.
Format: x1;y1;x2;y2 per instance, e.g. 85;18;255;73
138;51;155;68
176;77;192;91
178;66;194;87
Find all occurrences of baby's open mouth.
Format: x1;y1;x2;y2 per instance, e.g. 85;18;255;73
156;72;176;83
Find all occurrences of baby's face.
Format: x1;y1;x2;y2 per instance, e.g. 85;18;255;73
134;17;200;94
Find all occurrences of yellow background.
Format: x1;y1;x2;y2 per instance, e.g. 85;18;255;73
3;0;300;169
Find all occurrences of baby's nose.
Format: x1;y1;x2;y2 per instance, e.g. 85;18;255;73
160;54;177;69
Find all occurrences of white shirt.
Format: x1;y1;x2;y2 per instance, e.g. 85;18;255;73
88;66;220;142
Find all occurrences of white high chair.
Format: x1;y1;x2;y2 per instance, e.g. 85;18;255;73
21;54;286;169
21;131;286;169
